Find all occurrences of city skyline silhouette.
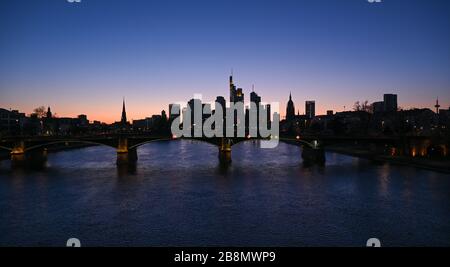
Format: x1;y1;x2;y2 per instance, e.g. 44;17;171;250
1;0;450;251
1;0;449;123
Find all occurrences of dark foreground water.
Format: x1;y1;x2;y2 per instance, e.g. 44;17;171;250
0;140;449;247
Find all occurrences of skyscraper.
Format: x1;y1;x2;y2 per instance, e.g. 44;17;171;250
250;91;261;105
229;75;244;132
286;92;295;121
250;90;261;110
305;101;315;119
235;88;244;103
250;89;261;136
229;75;236;103
266;104;271;128
229;75;244;103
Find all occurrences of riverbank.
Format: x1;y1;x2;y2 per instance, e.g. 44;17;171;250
326;144;450;173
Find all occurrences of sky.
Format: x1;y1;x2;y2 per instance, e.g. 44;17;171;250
0;0;449;123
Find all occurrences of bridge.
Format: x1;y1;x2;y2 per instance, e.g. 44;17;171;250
0;133;325;167
0;134;171;167
0;133;441;169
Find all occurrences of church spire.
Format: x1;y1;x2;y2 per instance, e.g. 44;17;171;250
121;98;127;125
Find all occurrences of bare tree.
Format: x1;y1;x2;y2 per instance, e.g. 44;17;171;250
32;106;46;118
354;100;372;113
361;100;372;113
353;101;361;111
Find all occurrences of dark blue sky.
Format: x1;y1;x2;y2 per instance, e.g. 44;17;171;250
1;0;449;122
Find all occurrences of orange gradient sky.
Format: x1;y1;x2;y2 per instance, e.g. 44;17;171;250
1;0;449;123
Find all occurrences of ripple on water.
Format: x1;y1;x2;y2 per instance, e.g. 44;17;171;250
0;140;449;246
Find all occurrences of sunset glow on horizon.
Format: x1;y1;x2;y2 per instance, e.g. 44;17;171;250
1;0;449;123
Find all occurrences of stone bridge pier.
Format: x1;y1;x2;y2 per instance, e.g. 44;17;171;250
116;136;138;166
219;138;232;164
10;141;48;169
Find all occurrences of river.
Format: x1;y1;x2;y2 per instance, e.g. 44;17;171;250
0;140;449;246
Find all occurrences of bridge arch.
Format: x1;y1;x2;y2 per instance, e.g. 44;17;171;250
224;137;318;149
178;138;222;148
178;137;319;149
279;138;318;149
128;138;174;150
23;140;117;152
225;138;273;148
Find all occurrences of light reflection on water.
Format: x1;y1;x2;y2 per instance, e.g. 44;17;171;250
0;140;449;246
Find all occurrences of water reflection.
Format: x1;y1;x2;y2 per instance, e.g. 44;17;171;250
0;141;449;246
117;163;137;177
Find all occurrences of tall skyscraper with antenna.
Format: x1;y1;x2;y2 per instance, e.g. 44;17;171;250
229;72;244;103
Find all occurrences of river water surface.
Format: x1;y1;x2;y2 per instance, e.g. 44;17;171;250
0;140;449;246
